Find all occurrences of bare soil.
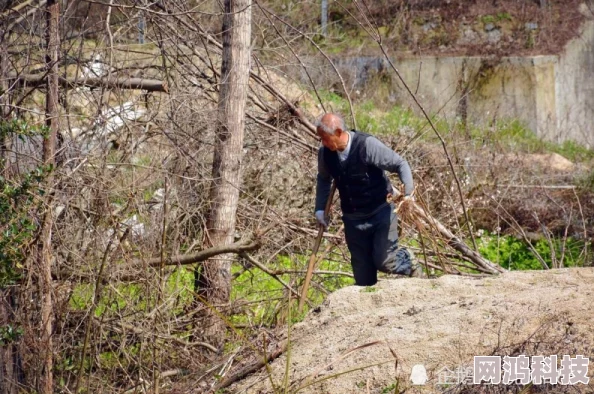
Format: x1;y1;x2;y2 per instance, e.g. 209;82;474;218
232;268;594;393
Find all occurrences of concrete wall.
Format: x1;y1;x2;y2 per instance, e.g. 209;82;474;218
293;17;594;147
556;19;594;147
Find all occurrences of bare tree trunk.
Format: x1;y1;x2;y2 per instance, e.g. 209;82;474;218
0;12;20;392
199;0;252;325
1;12;8;175
0;294;18;394
321;0;328;36
37;0;59;392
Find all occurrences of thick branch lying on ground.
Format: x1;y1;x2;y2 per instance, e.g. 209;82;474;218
1;0;37;17
391;189;504;274
107;320;218;352
213;340;289;391
5;0;48;31
124;239;260;268
9;73;169;92
55;239;260;281
417;209;504;274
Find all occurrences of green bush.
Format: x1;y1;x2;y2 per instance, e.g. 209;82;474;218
478;233;587;270
0;120;50;287
231;253;353;326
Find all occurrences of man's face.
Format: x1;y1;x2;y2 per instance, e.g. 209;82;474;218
317;128;343;151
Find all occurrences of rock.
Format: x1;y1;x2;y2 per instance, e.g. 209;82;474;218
122;214;145;238
423;22;437;32
410;364;428;385
487;29;502;44
457;28;479;45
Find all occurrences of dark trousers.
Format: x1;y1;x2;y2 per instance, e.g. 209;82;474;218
343;204;412;286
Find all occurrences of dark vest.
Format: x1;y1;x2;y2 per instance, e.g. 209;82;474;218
323;131;392;215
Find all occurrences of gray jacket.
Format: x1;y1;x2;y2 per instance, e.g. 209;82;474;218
315;131;414;219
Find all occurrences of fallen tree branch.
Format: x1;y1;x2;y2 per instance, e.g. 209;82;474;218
240;253;312;307
108;320;218;352
415;206;504;274
1;0;37;17
55;239;261;281
422;257;495;275
9;73;169;92
391;189;504;274
423;260;493;277
268;269;353;277
496;184;576;189
6;0;48;31
125;239;260;268
285;223;342;239
213;340;289;391
122;369;186;394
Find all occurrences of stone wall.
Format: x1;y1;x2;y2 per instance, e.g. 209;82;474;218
292;18;594;147
555;19;594;147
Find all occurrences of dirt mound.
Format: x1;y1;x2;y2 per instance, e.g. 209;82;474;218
233;268;594;393
507;152;576;173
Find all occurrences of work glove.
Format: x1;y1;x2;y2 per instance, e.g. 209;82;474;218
314;210;328;229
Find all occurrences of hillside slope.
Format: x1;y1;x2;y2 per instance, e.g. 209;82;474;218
273;0;591;57
233;268;594;393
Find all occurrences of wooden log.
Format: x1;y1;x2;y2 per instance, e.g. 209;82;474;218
213;340;289;391
9;73;168;93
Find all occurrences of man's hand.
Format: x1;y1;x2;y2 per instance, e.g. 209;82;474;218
314;210;328;229
395;194;415;214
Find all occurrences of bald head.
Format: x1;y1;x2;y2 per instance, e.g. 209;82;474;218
316;113;346;136
316;113;349;151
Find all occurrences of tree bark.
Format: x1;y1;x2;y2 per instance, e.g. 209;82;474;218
37;0;59;392
199;0;251;319
0;293;18;394
0;12;20;393
1;10;8;174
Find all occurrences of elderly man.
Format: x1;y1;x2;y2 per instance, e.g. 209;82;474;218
314;113;423;286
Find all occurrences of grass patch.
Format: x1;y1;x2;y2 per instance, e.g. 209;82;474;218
478;233;588;270
315;89;350;113
70;266;194;317
357;101;430;137
231;253;353;326
311;86;594;163
469;119;594;162
576;169;594;192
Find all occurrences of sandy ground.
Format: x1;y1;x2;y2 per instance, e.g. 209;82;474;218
232;268;594;393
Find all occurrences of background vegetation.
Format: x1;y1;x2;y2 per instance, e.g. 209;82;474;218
1;0;593;392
